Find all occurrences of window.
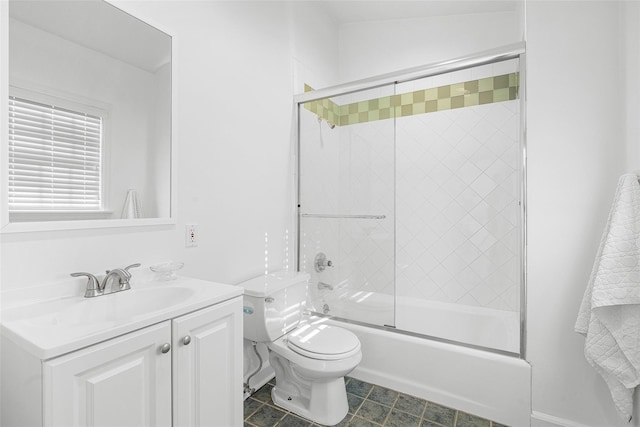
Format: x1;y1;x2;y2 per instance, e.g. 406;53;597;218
8;92;105;217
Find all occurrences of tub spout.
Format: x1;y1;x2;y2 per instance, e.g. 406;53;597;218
318;281;334;291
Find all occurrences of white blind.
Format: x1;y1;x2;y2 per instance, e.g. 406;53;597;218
8;96;103;211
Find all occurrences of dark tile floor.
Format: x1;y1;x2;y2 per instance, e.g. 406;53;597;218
244;377;510;427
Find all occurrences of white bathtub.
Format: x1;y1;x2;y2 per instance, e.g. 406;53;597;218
311;290;529;425
321;290;520;353
327;318;531;427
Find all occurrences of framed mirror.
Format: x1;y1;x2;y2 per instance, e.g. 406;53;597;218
0;0;174;232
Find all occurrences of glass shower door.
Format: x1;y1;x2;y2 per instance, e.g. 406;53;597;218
297;52;524;356
393;59;522;353
298;84;396;328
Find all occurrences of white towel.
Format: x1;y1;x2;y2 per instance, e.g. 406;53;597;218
576;173;640;422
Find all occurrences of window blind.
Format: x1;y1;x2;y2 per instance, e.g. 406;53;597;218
8;96;103;211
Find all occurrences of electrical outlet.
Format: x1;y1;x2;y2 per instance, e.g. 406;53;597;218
186;224;198;247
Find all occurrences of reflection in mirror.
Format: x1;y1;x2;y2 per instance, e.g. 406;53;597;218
7;0;171;223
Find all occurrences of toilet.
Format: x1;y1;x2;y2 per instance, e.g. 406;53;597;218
240;271;362;426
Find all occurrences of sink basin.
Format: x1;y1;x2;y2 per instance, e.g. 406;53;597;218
1;277;241;359
27;286;196;328
126;286;196;311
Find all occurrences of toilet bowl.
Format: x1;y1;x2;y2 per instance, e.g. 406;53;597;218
240;272;362;426
269;323;362;425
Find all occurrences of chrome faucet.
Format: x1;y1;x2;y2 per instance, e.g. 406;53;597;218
103;268;131;292
103;263;140;292
71;263;140;298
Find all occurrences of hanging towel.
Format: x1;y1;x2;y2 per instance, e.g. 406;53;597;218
575;173;640;422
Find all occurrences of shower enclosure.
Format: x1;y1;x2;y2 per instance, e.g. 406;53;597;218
295;43;526;356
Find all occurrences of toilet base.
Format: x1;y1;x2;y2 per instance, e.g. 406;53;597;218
265;331;361;426
268;348;351;426
271;377;348;426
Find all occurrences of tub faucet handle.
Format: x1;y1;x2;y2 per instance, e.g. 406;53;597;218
314;252;334;272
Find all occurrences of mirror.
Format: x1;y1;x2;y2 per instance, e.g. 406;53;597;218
4;0;172;230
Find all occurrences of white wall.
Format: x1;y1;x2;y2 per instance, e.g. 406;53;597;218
623;2;640;172
1;0;340;396
289;2;340;91
338;11;522;83
527;2;639;426
0;0;336;292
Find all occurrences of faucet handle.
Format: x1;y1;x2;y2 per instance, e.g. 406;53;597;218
124;263;141;273
104;263;139;278
70;272;102;298
314;253;334;272
118;263;140;291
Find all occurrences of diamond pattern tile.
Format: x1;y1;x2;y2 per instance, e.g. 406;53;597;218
395;101;521;311
299;95;521;328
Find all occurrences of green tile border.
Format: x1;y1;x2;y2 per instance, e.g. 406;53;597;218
304;73;519;127
304;83;341;128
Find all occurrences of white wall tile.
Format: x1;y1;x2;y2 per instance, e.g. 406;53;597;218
301;99;521;315
394;101;521;311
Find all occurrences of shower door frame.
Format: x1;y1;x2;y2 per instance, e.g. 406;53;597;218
293;42;527;359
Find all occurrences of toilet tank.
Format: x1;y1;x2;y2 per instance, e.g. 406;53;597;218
239;271;310;343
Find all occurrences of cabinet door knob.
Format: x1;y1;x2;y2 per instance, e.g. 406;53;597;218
182;335;192;346
160;343;171;354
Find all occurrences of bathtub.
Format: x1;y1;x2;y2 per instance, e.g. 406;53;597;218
320;290;520;353
311;290;529;425
326;318;531;427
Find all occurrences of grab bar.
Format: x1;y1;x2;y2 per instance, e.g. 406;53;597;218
301;214;386;220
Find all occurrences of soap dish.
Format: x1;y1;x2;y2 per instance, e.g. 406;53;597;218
150;261;184;281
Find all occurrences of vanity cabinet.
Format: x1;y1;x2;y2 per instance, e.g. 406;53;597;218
2;296;242;427
172;298;242;426
44;321;173;426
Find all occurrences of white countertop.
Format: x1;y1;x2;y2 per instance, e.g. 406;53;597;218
1;277;242;359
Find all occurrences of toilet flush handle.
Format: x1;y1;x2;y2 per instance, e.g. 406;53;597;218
265;297;275;303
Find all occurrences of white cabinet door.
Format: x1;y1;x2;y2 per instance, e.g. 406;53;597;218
43;321;172;427
172;297;243;427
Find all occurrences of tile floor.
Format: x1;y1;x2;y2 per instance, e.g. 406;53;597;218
244;377;510;427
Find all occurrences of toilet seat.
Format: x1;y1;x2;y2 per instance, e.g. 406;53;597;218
286;325;361;360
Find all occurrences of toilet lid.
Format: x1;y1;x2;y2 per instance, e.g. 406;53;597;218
287;325;361;360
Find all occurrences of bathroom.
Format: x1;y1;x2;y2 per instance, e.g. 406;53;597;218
1;0;639;426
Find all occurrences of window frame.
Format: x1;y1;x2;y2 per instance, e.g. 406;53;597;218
8;85;112;222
